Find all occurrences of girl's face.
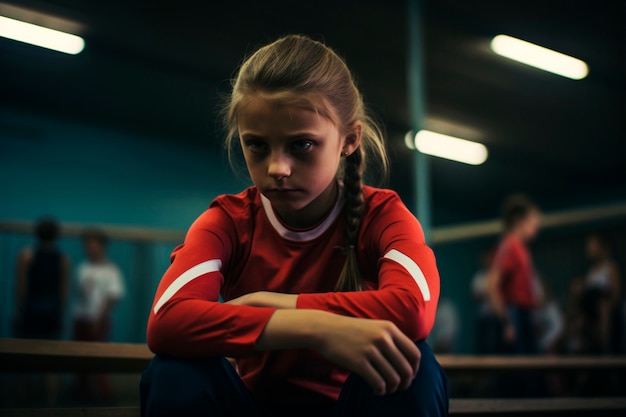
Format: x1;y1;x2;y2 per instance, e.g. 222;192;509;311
518;208;540;241
238;96;360;228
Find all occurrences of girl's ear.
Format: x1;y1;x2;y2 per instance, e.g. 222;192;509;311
342;121;362;156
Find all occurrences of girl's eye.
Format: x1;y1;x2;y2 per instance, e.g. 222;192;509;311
291;140;313;153
247;141;268;153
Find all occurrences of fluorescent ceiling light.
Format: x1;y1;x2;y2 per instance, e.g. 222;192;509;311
414;130;488;165
0;15;84;54
491;34;588;80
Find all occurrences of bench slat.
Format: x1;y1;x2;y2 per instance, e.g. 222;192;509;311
451;397;626;413
1;398;625;416
438;354;626;372
0;339;152;373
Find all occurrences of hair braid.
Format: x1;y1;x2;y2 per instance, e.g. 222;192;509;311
334;148;365;292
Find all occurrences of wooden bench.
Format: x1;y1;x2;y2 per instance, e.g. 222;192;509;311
2;338;625;416
4;338;626;373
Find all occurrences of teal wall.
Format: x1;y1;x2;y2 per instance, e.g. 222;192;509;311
0;108;243;228
0;108;245;342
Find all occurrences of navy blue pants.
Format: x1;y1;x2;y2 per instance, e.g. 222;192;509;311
141;341;448;417
505;305;536;355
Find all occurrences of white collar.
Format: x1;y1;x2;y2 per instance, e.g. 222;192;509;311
260;184;344;242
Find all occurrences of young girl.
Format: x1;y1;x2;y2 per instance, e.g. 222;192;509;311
488;194;541;355
141;34;447;417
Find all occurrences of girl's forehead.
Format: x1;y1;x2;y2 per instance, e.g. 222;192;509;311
238;95;338;133
239;92;337;119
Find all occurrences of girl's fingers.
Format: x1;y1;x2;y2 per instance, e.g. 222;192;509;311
377;337;416;392
358;358;387;396
386;347;417;391
392;329;422;376
368;348;403;394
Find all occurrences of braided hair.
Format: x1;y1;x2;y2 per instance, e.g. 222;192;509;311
223;34;388;292
334;148;365;291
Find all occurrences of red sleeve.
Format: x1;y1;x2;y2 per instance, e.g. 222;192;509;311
493;237;516;275
146;206;276;357
296;192;440;342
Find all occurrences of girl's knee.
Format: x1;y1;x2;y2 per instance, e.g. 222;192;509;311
337;342;448;416
407;341;448;415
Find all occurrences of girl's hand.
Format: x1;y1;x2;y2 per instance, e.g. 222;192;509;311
313;315;421;396
226;291;297;309
256;309;420;395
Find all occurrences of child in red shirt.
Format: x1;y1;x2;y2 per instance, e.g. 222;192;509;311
141;34;447;416
489;194;541;354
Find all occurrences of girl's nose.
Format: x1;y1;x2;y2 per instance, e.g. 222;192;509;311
268;152;291;180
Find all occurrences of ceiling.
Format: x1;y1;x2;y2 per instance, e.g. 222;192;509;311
1;0;624;226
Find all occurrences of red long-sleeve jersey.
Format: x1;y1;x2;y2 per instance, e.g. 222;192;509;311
493;234;536;309
147;185;440;404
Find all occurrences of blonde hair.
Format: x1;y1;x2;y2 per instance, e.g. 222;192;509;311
223;34;388;292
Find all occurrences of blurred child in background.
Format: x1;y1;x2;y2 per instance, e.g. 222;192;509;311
73;228;124;402
488;194;541;355
582;234;621;354
487;194;542;397
14;217;69;406
429;297;460;354
471;248;499;354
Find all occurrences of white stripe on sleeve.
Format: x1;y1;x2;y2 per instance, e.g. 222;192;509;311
153;259;222;314
383;249;431;301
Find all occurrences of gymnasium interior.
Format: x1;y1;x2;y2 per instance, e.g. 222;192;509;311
1;0;625;415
